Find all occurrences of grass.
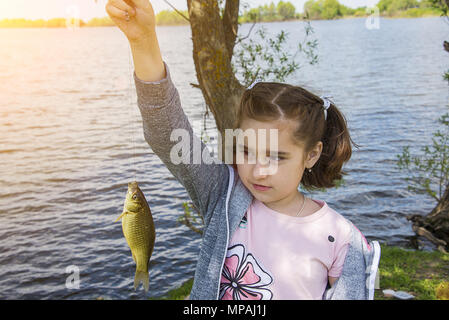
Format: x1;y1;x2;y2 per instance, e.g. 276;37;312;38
153;244;448;300
150;278;193;300
374;244;449;300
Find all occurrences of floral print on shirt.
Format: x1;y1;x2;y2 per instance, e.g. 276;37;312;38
219;244;273;300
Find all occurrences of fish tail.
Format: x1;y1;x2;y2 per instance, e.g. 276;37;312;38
134;270;149;292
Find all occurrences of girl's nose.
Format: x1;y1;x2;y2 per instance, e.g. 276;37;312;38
253;155;270;177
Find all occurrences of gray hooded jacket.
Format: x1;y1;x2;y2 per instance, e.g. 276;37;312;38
133;61;381;300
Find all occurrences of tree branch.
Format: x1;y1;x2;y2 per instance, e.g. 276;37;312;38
235;20;257;45
222;0;240;59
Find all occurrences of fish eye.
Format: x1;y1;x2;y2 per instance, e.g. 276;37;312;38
132;194;137;200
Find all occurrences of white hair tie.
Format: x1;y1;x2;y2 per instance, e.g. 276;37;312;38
320;95;334;120
247;79;262;90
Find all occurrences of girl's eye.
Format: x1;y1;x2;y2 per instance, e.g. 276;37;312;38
242;149;282;161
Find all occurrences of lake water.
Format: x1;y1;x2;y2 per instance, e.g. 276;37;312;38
0;17;448;299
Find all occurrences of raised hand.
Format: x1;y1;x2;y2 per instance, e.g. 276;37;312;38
105;0;156;44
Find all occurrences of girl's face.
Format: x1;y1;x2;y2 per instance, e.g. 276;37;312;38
236;118;322;208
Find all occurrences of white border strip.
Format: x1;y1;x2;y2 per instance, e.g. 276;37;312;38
368;241;381;300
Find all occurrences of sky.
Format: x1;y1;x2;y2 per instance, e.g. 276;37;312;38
0;0;380;21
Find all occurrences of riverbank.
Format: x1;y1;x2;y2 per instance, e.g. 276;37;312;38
152;244;449;300
0;11;443;28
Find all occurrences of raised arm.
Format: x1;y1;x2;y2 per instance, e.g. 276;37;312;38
106;0;165;82
106;0;230;225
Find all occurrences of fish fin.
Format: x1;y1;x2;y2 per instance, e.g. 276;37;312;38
132;252;136;263
114;211;128;222
134;270;149;292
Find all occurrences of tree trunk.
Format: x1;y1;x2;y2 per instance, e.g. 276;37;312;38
408;183;449;253
186;0;245;159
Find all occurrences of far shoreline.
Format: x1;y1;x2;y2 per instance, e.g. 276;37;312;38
0;13;443;29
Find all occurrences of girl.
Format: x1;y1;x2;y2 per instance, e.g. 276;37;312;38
106;0;381;300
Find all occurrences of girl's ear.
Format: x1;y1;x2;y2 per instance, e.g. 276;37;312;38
305;141;323;167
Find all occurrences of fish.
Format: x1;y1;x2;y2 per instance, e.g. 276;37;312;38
115;181;156;292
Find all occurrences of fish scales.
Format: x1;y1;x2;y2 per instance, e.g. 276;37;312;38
116;181;155;292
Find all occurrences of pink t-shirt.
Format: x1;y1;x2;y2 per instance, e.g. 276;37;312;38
219;198;352;300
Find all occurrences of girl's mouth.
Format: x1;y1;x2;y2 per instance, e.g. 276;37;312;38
252;184;271;191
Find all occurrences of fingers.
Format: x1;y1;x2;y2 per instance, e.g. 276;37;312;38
126;0;150;9
107;0;136;15
106;3;131;21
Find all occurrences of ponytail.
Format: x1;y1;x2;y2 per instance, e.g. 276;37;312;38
301;101;359;191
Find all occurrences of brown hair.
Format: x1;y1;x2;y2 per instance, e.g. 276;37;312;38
231;82;359;191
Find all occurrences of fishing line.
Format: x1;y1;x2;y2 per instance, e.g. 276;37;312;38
127;43;137;183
